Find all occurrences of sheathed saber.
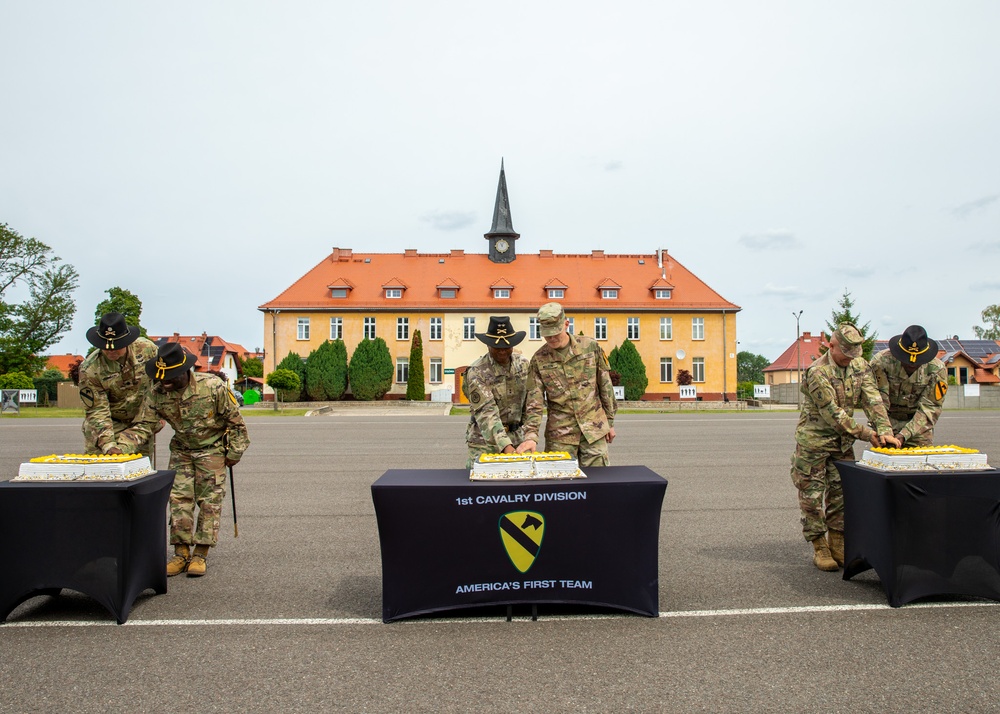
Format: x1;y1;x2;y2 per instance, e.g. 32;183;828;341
229;463;238;537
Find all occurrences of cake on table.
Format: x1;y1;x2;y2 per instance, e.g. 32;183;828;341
470;452;584;481
860;446;990;471
14;454;154;482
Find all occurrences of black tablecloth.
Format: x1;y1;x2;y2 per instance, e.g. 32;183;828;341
837;461;1000;607
371;465;668;622
0;470;174;624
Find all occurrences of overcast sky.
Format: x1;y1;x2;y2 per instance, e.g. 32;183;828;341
2;2;998;362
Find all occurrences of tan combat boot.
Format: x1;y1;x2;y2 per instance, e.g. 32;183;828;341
187;545;210;577
828;530;845;567
811;537;839;571
166;545;190;577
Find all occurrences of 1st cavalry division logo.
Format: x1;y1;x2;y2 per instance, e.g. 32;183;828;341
499;511;545;573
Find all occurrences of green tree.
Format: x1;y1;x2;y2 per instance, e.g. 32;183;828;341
33;368;65;405
973;304;1000;340
265;369;301;409
608;339;648;400
327;339;348;400
0;371;36;389
737;350;770;383
824;289;877;361
305;340;344;400
406;330;425;400
349;338;393;401
0;223;79;375
242;357;263;378
94;287;147;337
275;351;306;401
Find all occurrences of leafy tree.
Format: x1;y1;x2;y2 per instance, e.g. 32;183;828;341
94;287;147;337
0;223;79;375
676;369;693;386
406;330;425;400
68;356;83;385
33;368;65;405
0;371;36;390
265;369;301;409
327;339;348;400
242;357;263;378
275;351;306;401
349;338;393;401
737;351;770;384
824;289;877;361
305;340;346;401
608;339;648;400
973;304;1000;340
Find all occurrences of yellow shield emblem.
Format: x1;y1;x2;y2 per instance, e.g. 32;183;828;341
499;511;545;573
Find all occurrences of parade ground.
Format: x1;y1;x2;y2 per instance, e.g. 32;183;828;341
2;410;999;713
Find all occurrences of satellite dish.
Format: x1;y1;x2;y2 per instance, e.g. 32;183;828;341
676;349;686;360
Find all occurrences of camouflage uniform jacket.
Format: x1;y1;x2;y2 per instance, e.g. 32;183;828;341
122;372;250;462
464;351;529;452
870;350;948;443
78;337;158;453
523;333;617;445
794;351;893;451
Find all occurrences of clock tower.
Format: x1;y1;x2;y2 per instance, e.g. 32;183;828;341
485;159;519;264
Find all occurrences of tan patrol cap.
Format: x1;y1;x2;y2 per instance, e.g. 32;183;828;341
537;302;567;337
833;322;863;359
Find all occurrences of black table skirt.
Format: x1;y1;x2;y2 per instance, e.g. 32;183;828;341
0;470;174;624
837;461;1000;607
371;465;668;622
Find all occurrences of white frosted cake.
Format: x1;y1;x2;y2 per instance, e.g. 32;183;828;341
860;446;990;471
470;452;584;481
15;454;153;482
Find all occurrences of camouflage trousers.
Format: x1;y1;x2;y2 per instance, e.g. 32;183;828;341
168;446;228;547
547;433;610;468
83;418;152;457
466;427;526;469
790;442;854;541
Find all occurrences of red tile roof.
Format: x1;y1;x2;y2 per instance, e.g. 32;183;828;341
259;248;740;312
148;333;252;373
765;332;825;372
974;369;999;383
44;353;83;377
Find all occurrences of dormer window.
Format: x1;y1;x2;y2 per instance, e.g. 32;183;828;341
331;289;348;299
494;288;510;299
548;288;565;299
385;289;402;299
601;288;619;299
654;289;672;299
439;289;457;299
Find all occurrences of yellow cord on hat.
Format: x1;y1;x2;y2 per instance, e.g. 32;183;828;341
154;356;187;379
898;339;929;363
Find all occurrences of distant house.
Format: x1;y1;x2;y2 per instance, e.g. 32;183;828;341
147;333;252;385
763;331;824;385
44;353;83;379
873;338;1000;385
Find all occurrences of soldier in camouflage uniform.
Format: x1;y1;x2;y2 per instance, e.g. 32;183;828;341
463;316;529;468
78;312;159;456
519;303;617;467
790;323;900;571
120;343;249;578
870;325;948;447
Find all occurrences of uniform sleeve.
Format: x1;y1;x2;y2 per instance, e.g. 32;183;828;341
898;364;947;443
217;385;250;462
805;366;875;441
79;369;117;453
859;366;893;437
466;367;512;452
594;343;617;427
522;357;545;443
870;354;891;411
116;390;160;455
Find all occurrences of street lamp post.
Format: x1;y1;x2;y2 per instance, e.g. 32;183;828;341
793;310;803;409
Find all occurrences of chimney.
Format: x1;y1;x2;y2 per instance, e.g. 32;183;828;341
450;249;465;258
591;249;605;259
404;249;418;258
539;249;554;258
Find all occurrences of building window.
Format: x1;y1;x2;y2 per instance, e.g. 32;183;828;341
692;317;705;341
529;317;540;340
567;317;575;334
439;289;456;299
364;317;376;340
330;289;348;299
594;317;607;340
429;358;442;384
655;289;672;299
396;357;409;383
660;357;673;383
385;289;402;299
601;288;618;299
429;317;442;341
494;288;510;299
627;317;640;340
463;317;476;340
330;317;342;340
660;317;673;340
692;357;705;382
297;318;310;341
548;288;565;299
397;317;409;341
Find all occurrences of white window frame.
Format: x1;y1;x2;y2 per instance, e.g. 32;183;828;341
594;317;607;340
660;357;673;383
396;317;409;341
529;317;540;340
493;288;510;299
601;288;619;300
329;317;342;340
567;317;575;334
439;289;457;299
548;288;565;299
385;289;402;299
463;317;476;340
429;317;442;341
429;358;442;384
395;357;409;383
692;357;705;382
660;317;673;341
692;317;705;341
297;318;310;341
363;317;376;340
330;289;348;299
627;317;640;341
655;289;672;299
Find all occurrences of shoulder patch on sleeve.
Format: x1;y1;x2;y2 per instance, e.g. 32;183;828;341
80;387;95;409
228;389;238;405
934;380;948;401
470;390;481;404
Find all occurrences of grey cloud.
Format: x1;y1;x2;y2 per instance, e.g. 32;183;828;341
971;240;1000;253
970;280;1000;291
832;265;876;279
739;231;799;250
420;210;477;231
604;161;623;172
952;194;999;219
760;283;804;297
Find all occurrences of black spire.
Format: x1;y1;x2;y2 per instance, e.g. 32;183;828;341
485;159;519;263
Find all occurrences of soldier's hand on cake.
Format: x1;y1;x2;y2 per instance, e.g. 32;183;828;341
879;433;902;448
516;439;538;453
106;447;124;455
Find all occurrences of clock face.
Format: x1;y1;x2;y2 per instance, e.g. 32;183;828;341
495;239;509;253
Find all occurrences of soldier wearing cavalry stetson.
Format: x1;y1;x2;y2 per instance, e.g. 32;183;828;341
463;316;530;468
78;312;158;455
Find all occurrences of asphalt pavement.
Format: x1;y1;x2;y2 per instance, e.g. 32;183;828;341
1;410;999;713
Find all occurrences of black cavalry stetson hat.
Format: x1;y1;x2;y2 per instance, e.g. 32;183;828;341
86;312;140;350
888;325;939;367
475;316;526;347
145;342;197;382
